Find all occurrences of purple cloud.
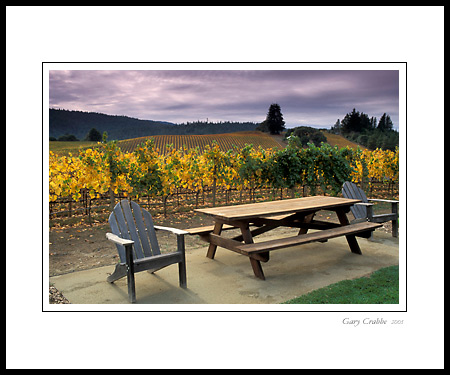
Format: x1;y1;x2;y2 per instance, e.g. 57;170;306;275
49;69;399;129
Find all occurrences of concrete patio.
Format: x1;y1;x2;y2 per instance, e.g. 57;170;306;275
49;229;399;305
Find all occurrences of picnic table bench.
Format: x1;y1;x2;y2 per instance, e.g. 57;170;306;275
187;196;381;280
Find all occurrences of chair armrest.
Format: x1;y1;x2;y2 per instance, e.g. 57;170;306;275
106;232;134;246
368;198;399;203
154;226;188;256
354;202;374;221
154;225;189;236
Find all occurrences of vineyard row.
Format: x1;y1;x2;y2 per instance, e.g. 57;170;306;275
49;137;399;210
115;131;284;155
49;181;398;228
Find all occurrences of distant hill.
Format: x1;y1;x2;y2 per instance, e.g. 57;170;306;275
49;109;177;140
321;130;367;150
49;109;258;140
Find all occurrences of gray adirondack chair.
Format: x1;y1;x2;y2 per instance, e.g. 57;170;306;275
342;181;398;237
106;199;188;303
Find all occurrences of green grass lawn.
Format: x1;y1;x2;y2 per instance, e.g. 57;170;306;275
283;265;399;304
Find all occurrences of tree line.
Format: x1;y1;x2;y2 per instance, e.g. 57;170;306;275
49;127;105;142
50;105;399;151
329;108;398;151
49;108;258;141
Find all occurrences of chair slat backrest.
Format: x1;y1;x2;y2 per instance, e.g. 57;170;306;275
140;205;161;256
130;200;160;256
121;200;145;259
108;199;161;263
108;209;127;263
342;181;368;220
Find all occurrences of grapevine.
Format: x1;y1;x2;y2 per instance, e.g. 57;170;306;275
49;139;399;205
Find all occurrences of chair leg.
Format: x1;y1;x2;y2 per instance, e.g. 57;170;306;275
125;244;136;303
392;219;398;237
177;234;187;288
107;263;127;283
391;202;399;238
127;266;136;303
179;261;187;288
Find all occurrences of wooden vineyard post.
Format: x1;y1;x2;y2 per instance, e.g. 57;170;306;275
108;187;116;210
212;164;217;207
68;198;72;217
195;190;199;208
163;195;168;217
88;196;92;225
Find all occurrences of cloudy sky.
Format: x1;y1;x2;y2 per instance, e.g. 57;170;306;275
49;69;399;129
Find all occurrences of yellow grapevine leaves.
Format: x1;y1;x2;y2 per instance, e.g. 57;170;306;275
49;140;399;202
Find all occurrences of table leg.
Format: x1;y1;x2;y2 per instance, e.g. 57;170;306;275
249;258;265;280
238;221;267;280
206;221;223;259
298;212;315;235
239;221;253;244
335;208;362;255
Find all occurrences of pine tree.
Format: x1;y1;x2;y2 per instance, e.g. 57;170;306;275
377;113;393;131
264;103;286;135
85;127;102;141
385;114;393;130
341;108;361;133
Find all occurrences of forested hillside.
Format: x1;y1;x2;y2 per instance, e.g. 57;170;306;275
49;109;258;140
329;108;398;151
50;109;176;140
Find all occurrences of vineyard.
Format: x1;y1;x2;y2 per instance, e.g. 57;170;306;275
118;131;285;155
49;131;285;156
49;135;399;226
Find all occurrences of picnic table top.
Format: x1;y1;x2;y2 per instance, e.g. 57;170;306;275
195;196;361;221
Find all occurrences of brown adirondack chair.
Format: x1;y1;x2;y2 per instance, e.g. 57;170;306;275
342;181;399;238
106;199;188;303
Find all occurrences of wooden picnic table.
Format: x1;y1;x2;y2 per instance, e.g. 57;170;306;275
188;196;382;280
